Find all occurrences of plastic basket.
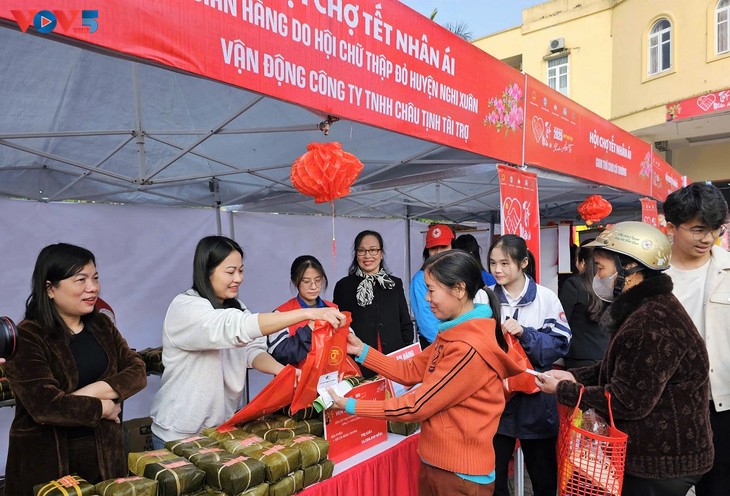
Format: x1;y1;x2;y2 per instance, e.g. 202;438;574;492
557;387;628;496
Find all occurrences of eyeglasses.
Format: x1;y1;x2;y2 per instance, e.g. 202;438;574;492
300;277;323;288
677;224;727;240
356;248;382;257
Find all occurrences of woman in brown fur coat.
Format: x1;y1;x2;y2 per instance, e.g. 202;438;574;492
537;222;713;496
4;243;147;495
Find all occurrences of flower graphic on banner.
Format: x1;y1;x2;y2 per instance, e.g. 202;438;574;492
639;152;652;179
484;83;524;135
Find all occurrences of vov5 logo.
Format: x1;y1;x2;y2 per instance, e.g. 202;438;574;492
11;10;99;34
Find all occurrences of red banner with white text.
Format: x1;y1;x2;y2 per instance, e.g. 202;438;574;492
0;1;688;200
640;198;658;228
523;75;653;196
497;164;540;281
666;88;730;121
1;0;524;165
649;150;684;201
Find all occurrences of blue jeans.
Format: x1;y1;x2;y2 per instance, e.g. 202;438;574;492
151;432;166;450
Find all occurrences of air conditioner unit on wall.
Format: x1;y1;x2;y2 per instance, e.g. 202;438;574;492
549;37;565;52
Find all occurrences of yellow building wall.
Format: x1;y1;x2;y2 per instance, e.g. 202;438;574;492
672;142;730;182
610;0;730;121
474;0;616;119
473;27;523;64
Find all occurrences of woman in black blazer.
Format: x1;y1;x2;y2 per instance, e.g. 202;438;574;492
333;230;414;377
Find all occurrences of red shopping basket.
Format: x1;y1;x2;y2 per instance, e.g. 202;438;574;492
557;387;628;496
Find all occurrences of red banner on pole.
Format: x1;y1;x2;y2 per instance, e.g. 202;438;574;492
666;88;730;121
497;164;540;281
640;198;659;227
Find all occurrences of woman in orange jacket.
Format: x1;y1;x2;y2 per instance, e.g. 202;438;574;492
330;249;523;496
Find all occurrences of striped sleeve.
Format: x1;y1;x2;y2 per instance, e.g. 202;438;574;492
355;345;488;422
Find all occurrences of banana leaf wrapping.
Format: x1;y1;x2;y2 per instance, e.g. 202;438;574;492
206;427;261;442
241;415;294;435
179;485;227;495
267;470;303;496
165;435;219;456
261;427;302;443
248;444;301;482
303;459;335;487
237;483;270;496
198;454;267;494
261;420;324;442
388;421;420;436
185;447;232;465
0;377;13;401
221;436;273;456
290;419;324;437
128;449;178;476
95;476;158;496
33;475;95;496
280;405;318;421
137;347;164;374
281;436;329;469
143;457;206;496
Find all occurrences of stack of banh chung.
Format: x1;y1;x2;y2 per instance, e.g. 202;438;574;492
90;405;336;495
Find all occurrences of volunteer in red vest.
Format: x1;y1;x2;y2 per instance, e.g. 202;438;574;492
268;255;337;366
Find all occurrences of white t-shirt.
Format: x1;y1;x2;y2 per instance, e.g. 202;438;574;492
667;260;711;340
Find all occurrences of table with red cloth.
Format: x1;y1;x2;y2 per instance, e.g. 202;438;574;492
299;432;420;496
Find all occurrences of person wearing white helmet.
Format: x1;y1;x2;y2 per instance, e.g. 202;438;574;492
536;221;713;496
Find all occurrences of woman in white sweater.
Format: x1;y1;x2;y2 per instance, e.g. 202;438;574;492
150;236;345;445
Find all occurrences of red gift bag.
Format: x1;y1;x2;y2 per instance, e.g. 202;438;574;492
290;312;361;412
218;364;298;429
503;333;540;397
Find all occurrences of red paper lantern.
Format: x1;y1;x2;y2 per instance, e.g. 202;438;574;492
578;195;612;225
291;142;364;203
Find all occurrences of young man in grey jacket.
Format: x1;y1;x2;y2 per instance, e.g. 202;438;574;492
664;182;730;496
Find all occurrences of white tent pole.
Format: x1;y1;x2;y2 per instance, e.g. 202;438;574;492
132;63;147;182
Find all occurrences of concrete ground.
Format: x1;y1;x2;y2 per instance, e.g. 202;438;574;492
508;472;696;495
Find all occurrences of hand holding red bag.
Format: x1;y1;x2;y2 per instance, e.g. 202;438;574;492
503;333;540;398
290;311;361;412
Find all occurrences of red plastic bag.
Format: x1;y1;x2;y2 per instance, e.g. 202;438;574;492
218;364;298;429
290;312;360;412
503;333;539;397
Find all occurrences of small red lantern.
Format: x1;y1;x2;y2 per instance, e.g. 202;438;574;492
578;195;612;226
291;142;363;203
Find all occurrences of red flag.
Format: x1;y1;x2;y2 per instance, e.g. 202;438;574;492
497;164;541;281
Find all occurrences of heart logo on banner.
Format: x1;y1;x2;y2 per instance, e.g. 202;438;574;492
503;197;523;234
697;94;716;112
531;116;544;144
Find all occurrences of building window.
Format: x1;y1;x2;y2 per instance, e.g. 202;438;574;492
547;55;569;96
648;18;671;75
718;0;730;54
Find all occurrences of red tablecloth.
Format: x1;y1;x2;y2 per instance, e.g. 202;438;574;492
299;433;420;496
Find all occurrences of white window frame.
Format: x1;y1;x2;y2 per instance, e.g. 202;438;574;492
717;0;730;54
547;55;569;96
648;18;672;76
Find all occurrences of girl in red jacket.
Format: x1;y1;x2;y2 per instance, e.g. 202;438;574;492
330;250;523;496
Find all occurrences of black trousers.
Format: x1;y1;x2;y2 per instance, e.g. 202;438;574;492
695;402;730;496
493;434;557;496
622;474;700;496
